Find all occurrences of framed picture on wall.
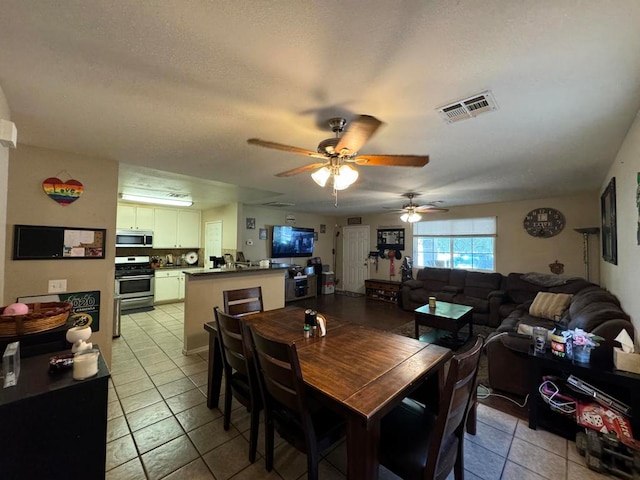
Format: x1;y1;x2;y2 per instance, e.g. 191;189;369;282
259;228;267;240
601;177;617;265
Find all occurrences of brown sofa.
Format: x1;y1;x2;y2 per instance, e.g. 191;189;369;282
399;267;504;327
486;275;633;397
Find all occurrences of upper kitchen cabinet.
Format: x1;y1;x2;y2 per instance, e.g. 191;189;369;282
154;208;201;248
116;205;155;230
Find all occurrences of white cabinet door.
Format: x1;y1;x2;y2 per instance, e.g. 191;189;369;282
177;210;201;248
154;208;179;248
135;206;155;230
117;205;136;229
155;270;181;302
117;204;156;230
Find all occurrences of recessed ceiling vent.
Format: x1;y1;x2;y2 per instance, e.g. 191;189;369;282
167;192;190;198
436;90;498;124
262;201;295;207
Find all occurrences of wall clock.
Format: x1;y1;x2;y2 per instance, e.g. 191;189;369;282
523;207;565;238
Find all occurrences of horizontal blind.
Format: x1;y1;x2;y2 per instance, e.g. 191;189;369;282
413;217;496;236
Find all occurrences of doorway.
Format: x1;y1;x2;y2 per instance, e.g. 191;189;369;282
205;221;222;268
341;225;370;293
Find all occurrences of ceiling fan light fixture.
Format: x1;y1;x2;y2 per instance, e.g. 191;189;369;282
401;211;422;223
333;164;358;190
311;166;331;187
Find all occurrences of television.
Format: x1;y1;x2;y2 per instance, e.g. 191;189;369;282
271;225;314;259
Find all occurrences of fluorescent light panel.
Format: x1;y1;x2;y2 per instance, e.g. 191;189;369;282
120;193;193;207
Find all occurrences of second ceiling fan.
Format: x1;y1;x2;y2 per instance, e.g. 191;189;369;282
247;115;429;204
385;193;449;222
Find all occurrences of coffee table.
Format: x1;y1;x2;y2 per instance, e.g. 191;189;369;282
414;301;474;348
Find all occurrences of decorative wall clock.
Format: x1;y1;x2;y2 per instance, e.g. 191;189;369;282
523;207;565;238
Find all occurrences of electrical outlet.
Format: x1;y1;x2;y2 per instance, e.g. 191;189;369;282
48;279;67;293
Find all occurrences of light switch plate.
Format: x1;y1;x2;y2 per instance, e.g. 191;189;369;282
48;279;67;293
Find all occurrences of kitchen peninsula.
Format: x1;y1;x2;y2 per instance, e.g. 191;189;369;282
182;265;287;353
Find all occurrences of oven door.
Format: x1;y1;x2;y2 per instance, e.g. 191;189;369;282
115;275;154;299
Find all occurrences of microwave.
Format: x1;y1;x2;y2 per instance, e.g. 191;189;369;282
116;230;153;248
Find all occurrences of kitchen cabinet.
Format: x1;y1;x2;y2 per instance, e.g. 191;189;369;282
117;204;155;230
155;268;202;303
155;270;181;303
154;208;201;248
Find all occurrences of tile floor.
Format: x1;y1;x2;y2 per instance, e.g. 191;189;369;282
106;303;616;480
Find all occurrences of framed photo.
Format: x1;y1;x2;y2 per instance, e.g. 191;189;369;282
601;177;617;265
320;224;326;233
259;228;267;240
246;217;256;230
347;217;362;225
376;228;405;250
314;231;318;241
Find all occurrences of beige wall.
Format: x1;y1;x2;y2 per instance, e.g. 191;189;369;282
4;145;118;365
0;85;10;304
202;203;239;252
599;110;640;334
337;192;600;283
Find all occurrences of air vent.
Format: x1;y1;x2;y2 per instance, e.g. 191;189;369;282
436;90;498;124
167;192;190;198
262;201;295;207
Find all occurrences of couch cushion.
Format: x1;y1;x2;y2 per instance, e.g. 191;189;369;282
463;271;503;300
449;269;467;290
529;292;572;320
504;273;544;304
415;267;451;293
402;279;423;290
452;294;489;313
568;301;629;331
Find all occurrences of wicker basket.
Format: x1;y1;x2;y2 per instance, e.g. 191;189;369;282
0;302;72;337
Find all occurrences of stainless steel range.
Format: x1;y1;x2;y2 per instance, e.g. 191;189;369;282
115;256;155;312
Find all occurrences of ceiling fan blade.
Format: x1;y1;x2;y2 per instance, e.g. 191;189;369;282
352;154;429;167
247;138;326;159
275;162;328;177
334;115;383;156
414;206;449;213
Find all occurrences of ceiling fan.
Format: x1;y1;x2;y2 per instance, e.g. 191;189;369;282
247;115;429;205
385;193;449;222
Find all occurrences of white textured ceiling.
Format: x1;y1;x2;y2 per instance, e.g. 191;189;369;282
1;1;640;214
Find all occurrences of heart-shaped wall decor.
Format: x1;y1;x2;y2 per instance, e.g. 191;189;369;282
42;177;84;206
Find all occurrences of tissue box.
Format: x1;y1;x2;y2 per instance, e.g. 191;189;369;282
613;347;640;374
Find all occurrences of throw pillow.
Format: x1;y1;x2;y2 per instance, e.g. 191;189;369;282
529;292;572;320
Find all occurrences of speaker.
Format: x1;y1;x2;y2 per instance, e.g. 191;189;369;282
0;119;17;148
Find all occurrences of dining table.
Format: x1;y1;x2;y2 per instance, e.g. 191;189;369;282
204;305;452;480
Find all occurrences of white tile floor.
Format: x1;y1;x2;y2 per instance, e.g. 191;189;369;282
106;303;617;479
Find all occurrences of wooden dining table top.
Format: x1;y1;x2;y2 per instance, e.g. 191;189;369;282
243;306;452;425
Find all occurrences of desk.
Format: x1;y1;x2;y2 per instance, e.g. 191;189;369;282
204;306;452;479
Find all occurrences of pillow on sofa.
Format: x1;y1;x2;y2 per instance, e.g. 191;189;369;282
529;292;572;320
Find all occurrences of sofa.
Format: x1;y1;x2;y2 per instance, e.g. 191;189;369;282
400;267;505;327
487;274;634;397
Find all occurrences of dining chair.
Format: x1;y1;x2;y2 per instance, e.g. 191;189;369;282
214;307;262;463
243;323;345;480
379;337;484;480
223;286;263;317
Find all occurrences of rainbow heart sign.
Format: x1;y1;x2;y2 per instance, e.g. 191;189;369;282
42;177;84;206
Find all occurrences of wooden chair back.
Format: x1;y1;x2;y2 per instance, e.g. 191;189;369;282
214;307;251;376
427;337;483;479
223;287;263;317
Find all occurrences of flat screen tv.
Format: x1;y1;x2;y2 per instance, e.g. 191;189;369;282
271;225;314;258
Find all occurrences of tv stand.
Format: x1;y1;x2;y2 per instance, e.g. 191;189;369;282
285;275;317;302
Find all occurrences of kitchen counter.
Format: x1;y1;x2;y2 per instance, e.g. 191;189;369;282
183;266;286;353
183;265;289;276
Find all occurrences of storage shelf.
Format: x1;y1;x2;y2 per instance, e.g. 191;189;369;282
365;279;401;304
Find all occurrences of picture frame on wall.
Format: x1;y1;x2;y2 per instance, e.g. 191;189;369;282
259;228;267;240
601;177;617;265
246;218;256;230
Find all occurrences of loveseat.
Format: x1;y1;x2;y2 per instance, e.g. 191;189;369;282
399;267;504;327
487;275;633;397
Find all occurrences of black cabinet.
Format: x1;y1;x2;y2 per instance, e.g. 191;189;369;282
0;346;110;479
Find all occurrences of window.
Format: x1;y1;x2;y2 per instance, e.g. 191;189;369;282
412;217;496;271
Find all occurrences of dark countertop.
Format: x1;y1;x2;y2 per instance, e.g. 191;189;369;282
184;265;289;277
154;265;202;270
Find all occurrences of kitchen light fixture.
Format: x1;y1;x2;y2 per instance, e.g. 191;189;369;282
120;193;193;207
400;211;422;223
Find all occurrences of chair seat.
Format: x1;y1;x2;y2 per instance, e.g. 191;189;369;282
380;399;437;480
272;404;344;453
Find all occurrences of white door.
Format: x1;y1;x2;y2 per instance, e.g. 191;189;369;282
342;225;370;293
205;221;223;267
